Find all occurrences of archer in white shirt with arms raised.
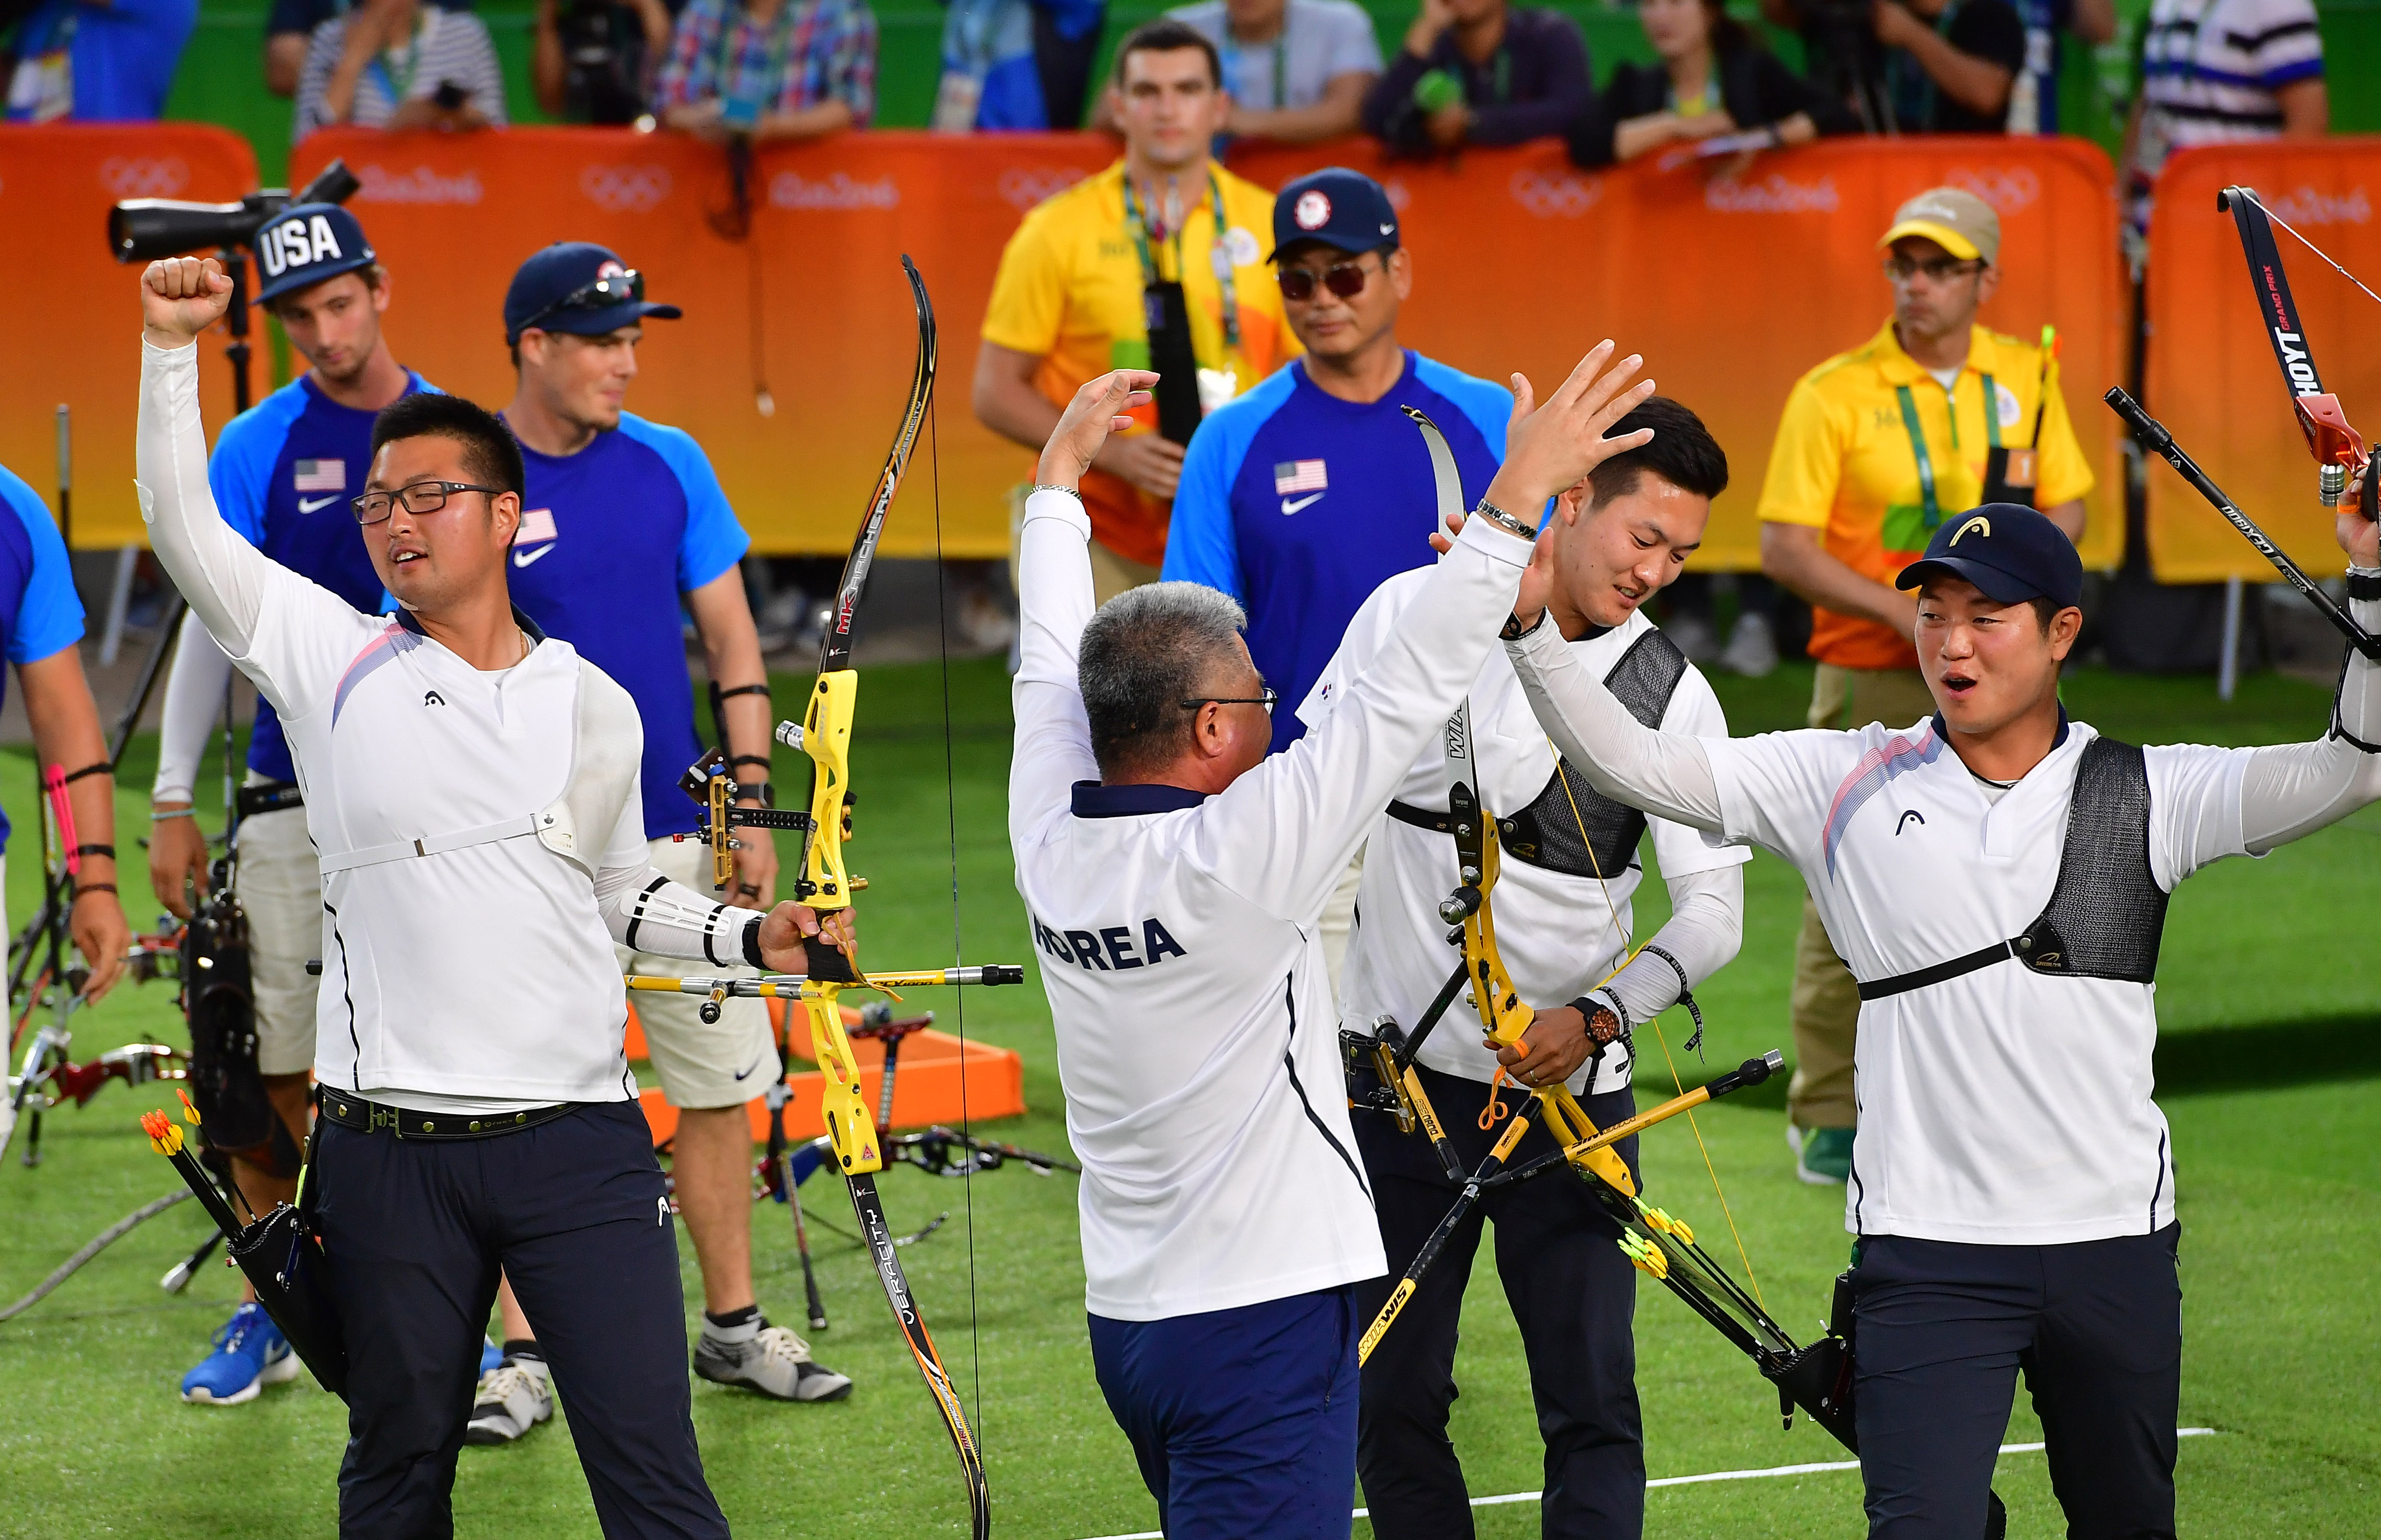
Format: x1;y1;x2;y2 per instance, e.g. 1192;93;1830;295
135;256;848;1539
1496;496;2381;1538
1011;347;1656;1539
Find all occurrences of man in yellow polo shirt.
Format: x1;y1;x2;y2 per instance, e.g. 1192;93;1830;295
974;17;1300;598
1756;185;2090;1184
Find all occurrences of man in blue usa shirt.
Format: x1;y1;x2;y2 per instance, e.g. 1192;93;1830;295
490;242;853;1415
147;202;442;1408
1163;166;1510;983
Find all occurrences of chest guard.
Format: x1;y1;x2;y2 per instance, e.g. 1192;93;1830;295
1501;628;1690;879
1858;735;2169;1000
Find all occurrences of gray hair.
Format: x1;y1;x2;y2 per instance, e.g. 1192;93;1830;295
1078;582;1250;777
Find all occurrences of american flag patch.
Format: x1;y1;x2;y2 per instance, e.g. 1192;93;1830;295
514;507;558;545
1273;460;1327;494
293;459;345;492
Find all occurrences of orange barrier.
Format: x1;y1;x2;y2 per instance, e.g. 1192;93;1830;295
625;999;1028;1144
1;124;258;549
1230;137;2127;572
2144;140;2381;584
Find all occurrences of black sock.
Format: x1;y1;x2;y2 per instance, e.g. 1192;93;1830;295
704;1304;761;1330
503;1339;543;1364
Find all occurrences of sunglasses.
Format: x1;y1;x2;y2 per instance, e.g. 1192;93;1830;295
1882;255;1986;284
1276;259;1374;303
515;267;645;335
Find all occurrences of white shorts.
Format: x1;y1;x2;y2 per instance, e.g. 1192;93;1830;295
624;835;776;1109
231;794;323;1078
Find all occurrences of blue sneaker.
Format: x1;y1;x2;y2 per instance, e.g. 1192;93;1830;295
480;1337;503;1376
181;1302;300;1405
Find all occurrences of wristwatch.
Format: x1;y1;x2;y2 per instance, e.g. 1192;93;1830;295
1470;497;1537;543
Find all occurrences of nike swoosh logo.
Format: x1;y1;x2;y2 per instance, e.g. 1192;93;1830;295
296;495;339;513
732;1049;768;1081
512;543;557;568
1280;492;1324;514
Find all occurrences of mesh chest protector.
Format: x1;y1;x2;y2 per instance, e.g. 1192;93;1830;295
1501;628;1691;880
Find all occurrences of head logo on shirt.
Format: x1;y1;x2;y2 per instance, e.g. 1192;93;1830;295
512;506;559;568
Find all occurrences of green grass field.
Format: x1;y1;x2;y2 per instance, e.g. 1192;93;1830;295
1;657;2374;1538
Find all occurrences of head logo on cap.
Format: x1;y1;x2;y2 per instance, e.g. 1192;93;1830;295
596;258;627;281
1294;190;1332;231
1950;514;1991;546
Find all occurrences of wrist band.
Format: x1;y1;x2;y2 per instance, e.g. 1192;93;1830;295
61;762;113;786
716;684;772;703
740;915;768;970
152;808;198;821
74;883;117;897
73;844;116;862
1637;943;1705;1056
1030;484;1085;503
1469;497;1537;543
730;754;772;769
2347;570;2381;602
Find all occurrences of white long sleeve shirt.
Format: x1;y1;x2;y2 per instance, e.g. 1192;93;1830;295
1504;601;2381;1244
1010;487;1533;1321
137;339;755;1107
1302;571;1746;1093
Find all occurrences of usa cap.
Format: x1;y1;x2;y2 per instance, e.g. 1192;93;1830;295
253;203;376;305
1894;503;2082;610
1878;187;2000;266
1270;168;1399;261
503;241;682;344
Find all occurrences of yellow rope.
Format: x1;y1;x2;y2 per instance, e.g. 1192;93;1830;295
1553;760;1765;1309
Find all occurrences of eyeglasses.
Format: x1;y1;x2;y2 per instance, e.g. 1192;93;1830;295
351;480;505;525
1276;260;1372;303
515;267;644;335
1178;686;1278;717
1882;255;1987;284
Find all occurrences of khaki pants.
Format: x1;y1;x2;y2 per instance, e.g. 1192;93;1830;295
231;780;325;1077
1007;484;1160;609
622;836;776;1108
1787;664;1939;1131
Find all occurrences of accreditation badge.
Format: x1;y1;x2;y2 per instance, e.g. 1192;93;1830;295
1197;367;1240;416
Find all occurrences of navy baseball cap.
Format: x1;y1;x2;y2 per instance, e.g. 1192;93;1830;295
1894;503;2083;610
1271;168;1399;261
253;203;376;305
503;242;682;344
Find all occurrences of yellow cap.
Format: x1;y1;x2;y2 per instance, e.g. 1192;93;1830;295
1878;187;2000;265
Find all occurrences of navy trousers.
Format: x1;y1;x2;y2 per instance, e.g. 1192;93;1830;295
1852;1225;2183;1540
1353;1068;1645;1540
314;1100;728;1540
1090;1285;1362;1540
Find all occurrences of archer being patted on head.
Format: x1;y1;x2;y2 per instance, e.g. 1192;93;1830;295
130;254;856;1537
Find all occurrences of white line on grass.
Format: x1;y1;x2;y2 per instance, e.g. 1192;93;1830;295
1070;1429;2217;1539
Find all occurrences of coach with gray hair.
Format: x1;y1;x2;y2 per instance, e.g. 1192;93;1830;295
1012;346;1656;1536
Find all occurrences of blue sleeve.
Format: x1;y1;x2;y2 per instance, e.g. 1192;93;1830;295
1412;359;1515;462
207;388;305;547
618;415;750;593
1161;368;1296;600
0;468;85;665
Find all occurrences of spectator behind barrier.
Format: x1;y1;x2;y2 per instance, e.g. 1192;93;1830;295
932;0;1106;130
1567;0;1853;167
1168;0;1382;144
1760;0;2024;133
533;0;676;123
1363;0;1590;157
2122;0;2326;255
3;0;195;121
295;0;508;139
653;0;877;143
264;0;469;99
2005;0;2113;133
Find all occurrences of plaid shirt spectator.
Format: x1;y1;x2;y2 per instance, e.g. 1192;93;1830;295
652;0;877;124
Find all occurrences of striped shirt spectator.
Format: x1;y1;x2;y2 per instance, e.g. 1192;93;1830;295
2127;0;2327;239
295;0;507;139
653;0;877;136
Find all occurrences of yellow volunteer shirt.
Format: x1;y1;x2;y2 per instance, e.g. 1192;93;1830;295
1758;319;2093;672
981;159;1301;569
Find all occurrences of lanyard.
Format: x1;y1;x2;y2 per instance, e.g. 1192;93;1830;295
1226;33;1287;109
715;0;798;106
370;8;437;106
1122;169;1242;353
1895;370;2002;529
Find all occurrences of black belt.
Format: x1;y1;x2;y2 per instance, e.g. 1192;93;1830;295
1857;940;2017;1001
319;1092;577;1140
236;780;304;819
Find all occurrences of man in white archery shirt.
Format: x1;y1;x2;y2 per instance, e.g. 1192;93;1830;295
136;255;847;1540
1495;495;2381;1538
1012;345;1656;1538
1312;394;1746;1540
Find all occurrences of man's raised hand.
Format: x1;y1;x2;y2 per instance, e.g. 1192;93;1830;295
1482;342;1656;514
1038;370;1159;491
141;256;235;347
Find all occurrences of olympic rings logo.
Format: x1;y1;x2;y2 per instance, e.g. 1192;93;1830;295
1508;169;1600;219
997;167;1086;211
579;164;673;213
1945;167;2040;215
101;157;190;198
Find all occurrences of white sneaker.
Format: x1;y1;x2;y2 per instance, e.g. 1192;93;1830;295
694;1321;854;1402
464;1356;554;1445
1664;612;1721;665
1721;613;1780;677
